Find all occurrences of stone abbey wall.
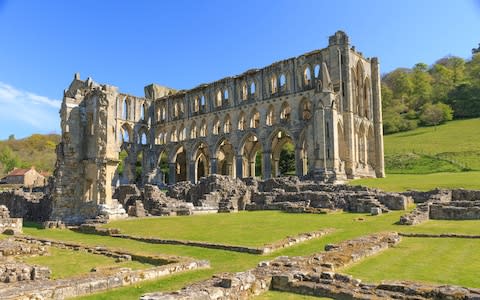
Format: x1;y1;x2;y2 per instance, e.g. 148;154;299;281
51;31;385;222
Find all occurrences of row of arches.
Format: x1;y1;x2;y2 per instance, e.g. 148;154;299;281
154;100;313;145
120;97;147;122
147;63;325;124
117;128;304;185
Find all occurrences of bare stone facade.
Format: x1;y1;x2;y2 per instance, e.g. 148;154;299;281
51;31;385;223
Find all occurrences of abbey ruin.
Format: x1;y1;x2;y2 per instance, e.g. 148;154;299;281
50;31;385;222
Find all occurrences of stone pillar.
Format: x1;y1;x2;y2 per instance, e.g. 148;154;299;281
168;162;176;184
188;160;196;183
236;155;243;179
249;159;255;177
210;158;218;174
371;58;385;177
262;151;272;179
295;147;303;177
313;101;326;173
342;49;356;178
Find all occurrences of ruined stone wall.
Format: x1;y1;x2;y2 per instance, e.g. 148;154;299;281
0;190;51;222
52;31;385;222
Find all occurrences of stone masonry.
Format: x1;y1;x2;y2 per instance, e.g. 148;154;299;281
51;31;385;223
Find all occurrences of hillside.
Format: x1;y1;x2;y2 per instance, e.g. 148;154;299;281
352;118;480;191
0;134;60;176
384;118;480;173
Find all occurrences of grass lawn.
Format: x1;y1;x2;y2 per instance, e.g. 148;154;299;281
20;211;480;299
343;237;480;288
350;171;480;192
21;247;154;279
254;291;331;299
383;118;480;173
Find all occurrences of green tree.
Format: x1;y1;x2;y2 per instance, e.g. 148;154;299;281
419;103;453;128
447;84;480;118
382;68;413;105
279;143;295;175
0;146;20;173
411;63;433;110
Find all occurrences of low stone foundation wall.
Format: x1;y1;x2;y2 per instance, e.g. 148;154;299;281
430;201;480;220
142;232;480;300
0;263;50;283
141;232;400;300
0;259;209;300
0;235;210;299
272;273;480;299
0;238;47;257
400;188;480;225
108;229;333;255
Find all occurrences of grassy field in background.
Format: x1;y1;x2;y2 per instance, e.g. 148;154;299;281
350;171;480;192
383;118;480;173
20;211;480;299
343;237;480;288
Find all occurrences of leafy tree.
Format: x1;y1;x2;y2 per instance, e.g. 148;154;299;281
382;68;412;104
446;83;480;118
411;63;433;110
0;146;20;173
8;134;15;141
279;142;295;175
419;103;453;128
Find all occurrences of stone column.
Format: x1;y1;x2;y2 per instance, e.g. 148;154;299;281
210;158;218;175
342;49;356;178
249;159;255;177
236;155;243;179
371;58;385;177
295;147;304;177
262;151;272;179
168;162;176;184
313;101;326;172
188;160;196;183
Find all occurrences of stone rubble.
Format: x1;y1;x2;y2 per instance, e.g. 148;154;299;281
0;205;22;234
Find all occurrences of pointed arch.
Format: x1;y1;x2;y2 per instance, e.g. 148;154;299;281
280;101;291;122
238;111;246;131
121;123;133;143
250;108;260;129
212;116;221;135
200;119;207;137
303;66;312;87
239;132;263;178
270;128;295;177
223;114;232;133
192;142;211;182
266;104;275;126
190;121;198;139
215;137;235;177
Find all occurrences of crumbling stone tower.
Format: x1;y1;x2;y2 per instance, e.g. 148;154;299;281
51;31;384;222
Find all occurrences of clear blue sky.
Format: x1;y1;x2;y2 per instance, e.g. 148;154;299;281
0;0;479;139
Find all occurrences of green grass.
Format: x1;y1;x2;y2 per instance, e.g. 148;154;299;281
254;291;331;299
20;211;480;299
343;237;480;288
383;118;480;173
350;171;480;192
385;153;466;174
103;212;347;247
21;247;154;279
